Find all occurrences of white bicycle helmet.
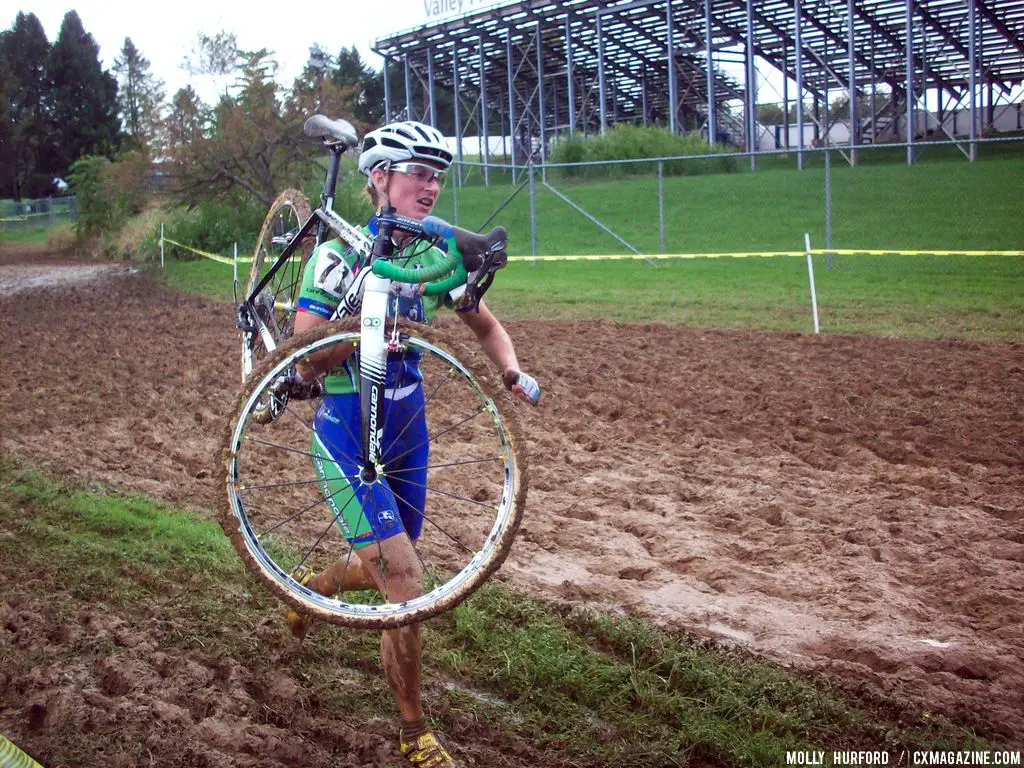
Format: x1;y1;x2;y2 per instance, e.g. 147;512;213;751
358;121;454;176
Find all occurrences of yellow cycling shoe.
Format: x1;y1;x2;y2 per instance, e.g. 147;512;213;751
399;730;459;767
284;566;315;640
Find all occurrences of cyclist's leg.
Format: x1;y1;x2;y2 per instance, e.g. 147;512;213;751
381;385;428;541
308;394;377;593
291;394;425;636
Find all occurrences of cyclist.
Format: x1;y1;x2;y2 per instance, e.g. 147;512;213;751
287;120;540;768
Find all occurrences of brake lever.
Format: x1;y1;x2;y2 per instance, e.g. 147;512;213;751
461;246;508;313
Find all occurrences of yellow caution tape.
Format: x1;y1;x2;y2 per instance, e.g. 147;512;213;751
160;237;253;264
508;248;1024;261
817;248;1024;256
158;237;1024;266
0;733;44;768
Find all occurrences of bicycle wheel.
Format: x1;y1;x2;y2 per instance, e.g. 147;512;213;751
222;319;527;629
241;189;314;380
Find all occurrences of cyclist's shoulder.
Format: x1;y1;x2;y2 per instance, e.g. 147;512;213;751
310;238;358;265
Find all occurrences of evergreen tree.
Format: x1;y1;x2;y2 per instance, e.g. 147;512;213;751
113;37;164;151
0;12;52;198
333;46;380;124
298;43;334;90
46;11;122;174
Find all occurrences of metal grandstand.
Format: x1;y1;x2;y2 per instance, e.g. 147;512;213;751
372;0;1024;168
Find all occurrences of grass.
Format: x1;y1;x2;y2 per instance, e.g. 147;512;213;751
431;153;1024;256
0;459;1002;766
0;220;75;245
155;250;1024;340
62;149;1024;340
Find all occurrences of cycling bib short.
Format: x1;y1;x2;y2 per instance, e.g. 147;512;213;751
310;382;429;549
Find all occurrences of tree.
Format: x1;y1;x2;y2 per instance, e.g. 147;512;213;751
181;30;238;99
46;11;122;175
291;46;364;131
165;49;310;206
0;12;52;199
297;44;334;91
160;86;209;154
333;46;385;125
113;37;164;150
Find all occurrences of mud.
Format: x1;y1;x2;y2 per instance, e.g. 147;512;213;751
1;259;1021;763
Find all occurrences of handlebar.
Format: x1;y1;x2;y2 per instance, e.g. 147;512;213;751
369;213;508;301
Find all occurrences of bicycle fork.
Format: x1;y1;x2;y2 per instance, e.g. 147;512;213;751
358;274;391;483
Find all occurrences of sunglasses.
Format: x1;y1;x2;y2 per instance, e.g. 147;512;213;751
390;161;446;187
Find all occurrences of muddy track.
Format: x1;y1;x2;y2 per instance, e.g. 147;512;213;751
1;260;1021;763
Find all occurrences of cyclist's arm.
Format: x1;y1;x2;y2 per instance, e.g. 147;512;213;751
292;310;355;380
293;242;355;380
457;299;537;404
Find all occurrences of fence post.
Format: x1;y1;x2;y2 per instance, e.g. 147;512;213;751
658;160;666;254
233;242;238;285
804;233;821;334
528;163;537;262
160;223;165;269
451;167;459;228
824;148;833;271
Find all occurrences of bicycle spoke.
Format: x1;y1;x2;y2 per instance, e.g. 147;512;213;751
388;483;475;557
240;477;325;492
384;406;486;468
259;475;355;538
294;483;362;574
367;490;390;600
384;482;443;592
267;387;363;469
395;476;496;510
384;456;502;474
381;365;456;464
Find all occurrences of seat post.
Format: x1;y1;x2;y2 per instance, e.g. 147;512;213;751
317;145;346;246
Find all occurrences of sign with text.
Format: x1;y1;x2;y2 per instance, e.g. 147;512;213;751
420;0;505;24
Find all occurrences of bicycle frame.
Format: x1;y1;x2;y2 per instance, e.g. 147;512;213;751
243;191;431;487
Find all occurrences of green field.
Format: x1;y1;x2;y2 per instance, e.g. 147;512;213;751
430;153;1024;256
0;461;996;766
159;249;1023;340
148;151;1024;341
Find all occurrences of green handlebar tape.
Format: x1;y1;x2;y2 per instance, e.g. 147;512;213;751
371;245;462;283
422;262;468;296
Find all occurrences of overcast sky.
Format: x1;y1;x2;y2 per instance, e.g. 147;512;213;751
20;0;450;103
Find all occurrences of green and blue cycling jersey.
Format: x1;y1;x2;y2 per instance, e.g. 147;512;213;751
296;214;453;395
298;214;457;548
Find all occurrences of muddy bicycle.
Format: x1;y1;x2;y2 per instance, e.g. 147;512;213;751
226;115;526;630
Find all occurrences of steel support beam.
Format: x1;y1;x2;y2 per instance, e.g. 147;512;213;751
565;16;576;134
906;0;914;165
452;46;463;182
383;57;392;121
427;51;437;126
706;0;717;144
746;0;757;166
506;29;517;180
667;1;678;135
404;54;413;120
536;24;546;163
795;0;805;168
479;38;489;183
847;0;857;164
968;0;978;161
597;13;607;133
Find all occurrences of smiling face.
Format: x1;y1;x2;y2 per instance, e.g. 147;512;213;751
369;161;446;219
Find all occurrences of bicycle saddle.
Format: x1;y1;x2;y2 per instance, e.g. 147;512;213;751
303;115;358;148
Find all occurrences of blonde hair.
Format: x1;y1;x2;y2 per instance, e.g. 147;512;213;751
364;184;380;209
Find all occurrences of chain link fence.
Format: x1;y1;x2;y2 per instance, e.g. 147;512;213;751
0;196;78;233
430;135;1023;338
